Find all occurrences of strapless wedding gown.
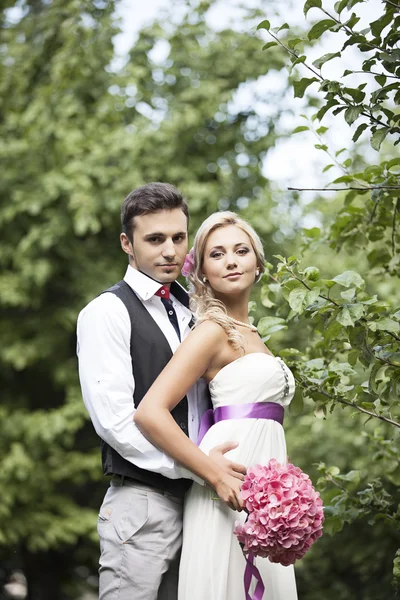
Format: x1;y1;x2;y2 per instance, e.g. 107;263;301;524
178;353;298;600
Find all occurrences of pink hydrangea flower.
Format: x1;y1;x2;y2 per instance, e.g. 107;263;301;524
181;247;195;277
234;459;324;566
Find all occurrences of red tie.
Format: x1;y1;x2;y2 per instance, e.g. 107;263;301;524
155;286;171;301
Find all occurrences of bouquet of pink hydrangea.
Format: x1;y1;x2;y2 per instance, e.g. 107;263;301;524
234;459;324;567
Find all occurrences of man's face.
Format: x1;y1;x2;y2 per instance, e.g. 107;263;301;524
121;209;189;285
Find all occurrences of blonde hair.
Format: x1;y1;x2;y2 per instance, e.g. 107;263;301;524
187;211;265;351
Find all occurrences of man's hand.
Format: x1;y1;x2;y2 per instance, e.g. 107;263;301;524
209;441;246;481
214;472;244;512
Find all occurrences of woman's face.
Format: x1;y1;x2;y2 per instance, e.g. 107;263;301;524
202;224;258;297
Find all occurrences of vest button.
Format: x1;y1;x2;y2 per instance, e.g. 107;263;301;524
169;310;174;316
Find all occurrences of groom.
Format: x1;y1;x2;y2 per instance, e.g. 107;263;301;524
77;182;245;600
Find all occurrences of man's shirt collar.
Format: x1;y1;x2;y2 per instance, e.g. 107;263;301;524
123;265;163;301
123;264;190;310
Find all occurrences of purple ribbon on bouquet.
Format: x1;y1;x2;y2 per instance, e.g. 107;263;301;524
197;401;284;445
244;552;265;600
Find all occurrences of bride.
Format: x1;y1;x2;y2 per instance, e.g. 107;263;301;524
134;211;298;599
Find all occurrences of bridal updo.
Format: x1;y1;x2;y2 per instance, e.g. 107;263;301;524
187;211;265;350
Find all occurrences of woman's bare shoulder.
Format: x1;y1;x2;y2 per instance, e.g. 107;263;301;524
178;319;227;357
192;318;228;342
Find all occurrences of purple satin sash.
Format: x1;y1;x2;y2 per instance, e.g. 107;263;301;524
244;552;265;600
197;401;284;445
198;401;284;600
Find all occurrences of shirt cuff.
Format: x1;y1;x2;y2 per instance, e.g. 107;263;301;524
176;465;205;486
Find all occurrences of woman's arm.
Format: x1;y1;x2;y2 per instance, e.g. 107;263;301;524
134;320;243;511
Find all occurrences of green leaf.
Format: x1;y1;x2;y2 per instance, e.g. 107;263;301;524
288;38;303;49
289;54;307;67
304;0;322;16
338;470;361;485
344;87;365;102
260;285;275;308
387;157;400;170
333;106;346;116
307;287;321;305
348;303;365;322
316;100;340;120
332;271;365;288
371;128;388;151
342;33;364;50
340;288;356;302
293;77;319;98
262;41;278;50
323;515;344;536
323;163;335;172
348;349;359;366
292;125;309;134
345;12;360;28
303;266;320;281
257;316;288;336
352;122;368;142
303;227;321;238
308;20;337;41
370;11;393;38
332;175;354;183
374;75;387;86
288;388;304;417
288;287;308;313
313;52;341;69
368;318;400;334
278;23;290;32
344;105;362;125
335;0;349;14
257;19;270;31
337;306;356;327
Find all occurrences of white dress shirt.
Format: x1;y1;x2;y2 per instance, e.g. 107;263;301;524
77;265;209;481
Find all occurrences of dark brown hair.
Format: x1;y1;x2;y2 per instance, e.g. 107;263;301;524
121;182;189;241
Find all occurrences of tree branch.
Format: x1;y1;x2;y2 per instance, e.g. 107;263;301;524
285;266;340;306
287;186;400;191
382;0;400;10
265;30;324;81
392;197;399;256
388;330;400;342
304;385;400;428
319;7;389;53
351;70;400;80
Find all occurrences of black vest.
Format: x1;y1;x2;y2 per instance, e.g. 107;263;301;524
100;279;192;497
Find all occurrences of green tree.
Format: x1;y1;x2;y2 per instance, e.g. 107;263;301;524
0;0;288;596
257;0;400;597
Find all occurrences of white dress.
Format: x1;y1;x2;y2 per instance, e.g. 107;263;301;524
178;353;298;600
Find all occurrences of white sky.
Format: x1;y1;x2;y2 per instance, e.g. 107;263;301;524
116;0;379;197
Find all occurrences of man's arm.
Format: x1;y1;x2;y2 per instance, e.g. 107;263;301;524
77;292;193;480
134;320;245;511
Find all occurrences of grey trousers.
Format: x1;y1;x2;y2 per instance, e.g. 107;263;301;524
97;479;184;600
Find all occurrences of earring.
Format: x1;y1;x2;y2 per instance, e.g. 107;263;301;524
203;277;207;283
256;269;260;277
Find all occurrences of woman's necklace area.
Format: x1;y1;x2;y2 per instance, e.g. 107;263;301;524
226;315;258;332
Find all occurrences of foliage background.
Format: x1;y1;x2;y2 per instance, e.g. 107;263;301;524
0;0;398;599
